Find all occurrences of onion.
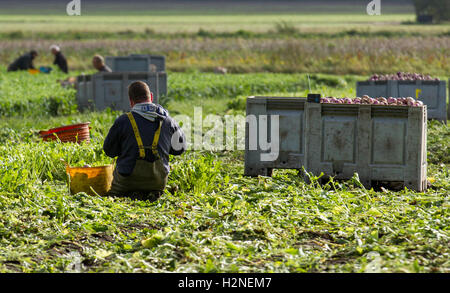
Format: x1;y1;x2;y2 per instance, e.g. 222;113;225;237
377;97;388;105
361;97;371;104
387;97;396;104
406;97;415;106
343;98;352;104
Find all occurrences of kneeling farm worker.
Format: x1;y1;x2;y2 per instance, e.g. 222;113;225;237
103;81;186;200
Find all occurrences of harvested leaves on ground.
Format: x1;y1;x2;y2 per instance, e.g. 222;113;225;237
0;70;448;273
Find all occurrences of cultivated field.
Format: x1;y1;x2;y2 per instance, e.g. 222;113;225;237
1;36;449;75
0;1;449;273
1;13;441;33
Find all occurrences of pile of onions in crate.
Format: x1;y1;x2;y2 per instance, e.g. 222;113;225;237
368;72;440;81
320;95;424;107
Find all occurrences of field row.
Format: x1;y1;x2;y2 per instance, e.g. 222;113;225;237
0;70;362;116
1;36;448;75
0;13;428;34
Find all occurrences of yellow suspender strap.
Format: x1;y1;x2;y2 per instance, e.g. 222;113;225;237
152;120;163;158
127;112;146;159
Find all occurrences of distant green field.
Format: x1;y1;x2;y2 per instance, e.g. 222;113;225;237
1;13;447;34
0;6;448;74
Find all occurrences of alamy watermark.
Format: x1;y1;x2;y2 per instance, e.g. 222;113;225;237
171;107;280;162
366;0;381;15
67;0;81;16
65;1;381;17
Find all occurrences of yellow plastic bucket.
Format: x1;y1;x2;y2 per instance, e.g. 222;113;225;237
66;164;114;196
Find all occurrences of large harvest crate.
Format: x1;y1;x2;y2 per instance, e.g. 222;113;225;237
356;80;447;123
105;54;166;72
129;54;166;72
244;96;428;191
76;72;167;111
244;96;307;176
304;102;427;191
76;75;94;110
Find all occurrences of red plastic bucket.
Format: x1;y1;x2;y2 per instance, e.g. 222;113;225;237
39;122;91;144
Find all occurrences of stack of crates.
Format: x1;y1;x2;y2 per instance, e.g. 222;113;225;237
356;79;447;123
76;54;167;112
105;54;166;73
76;72;167;111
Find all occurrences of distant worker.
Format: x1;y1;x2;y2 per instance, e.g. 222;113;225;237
104;81;186;201
7;50;38;72
50;45;68;73
92;55;112;72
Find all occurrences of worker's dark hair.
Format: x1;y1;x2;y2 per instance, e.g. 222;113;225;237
128;81;151;103
30;50;38;56
93;54;104;64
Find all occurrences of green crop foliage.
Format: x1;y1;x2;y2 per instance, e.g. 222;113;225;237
0;70;77;116
0;68;362;117
0;70;448;273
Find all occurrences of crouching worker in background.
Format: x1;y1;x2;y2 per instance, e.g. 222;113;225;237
50;45;68;73
7;50;38;72
103;81;186;201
